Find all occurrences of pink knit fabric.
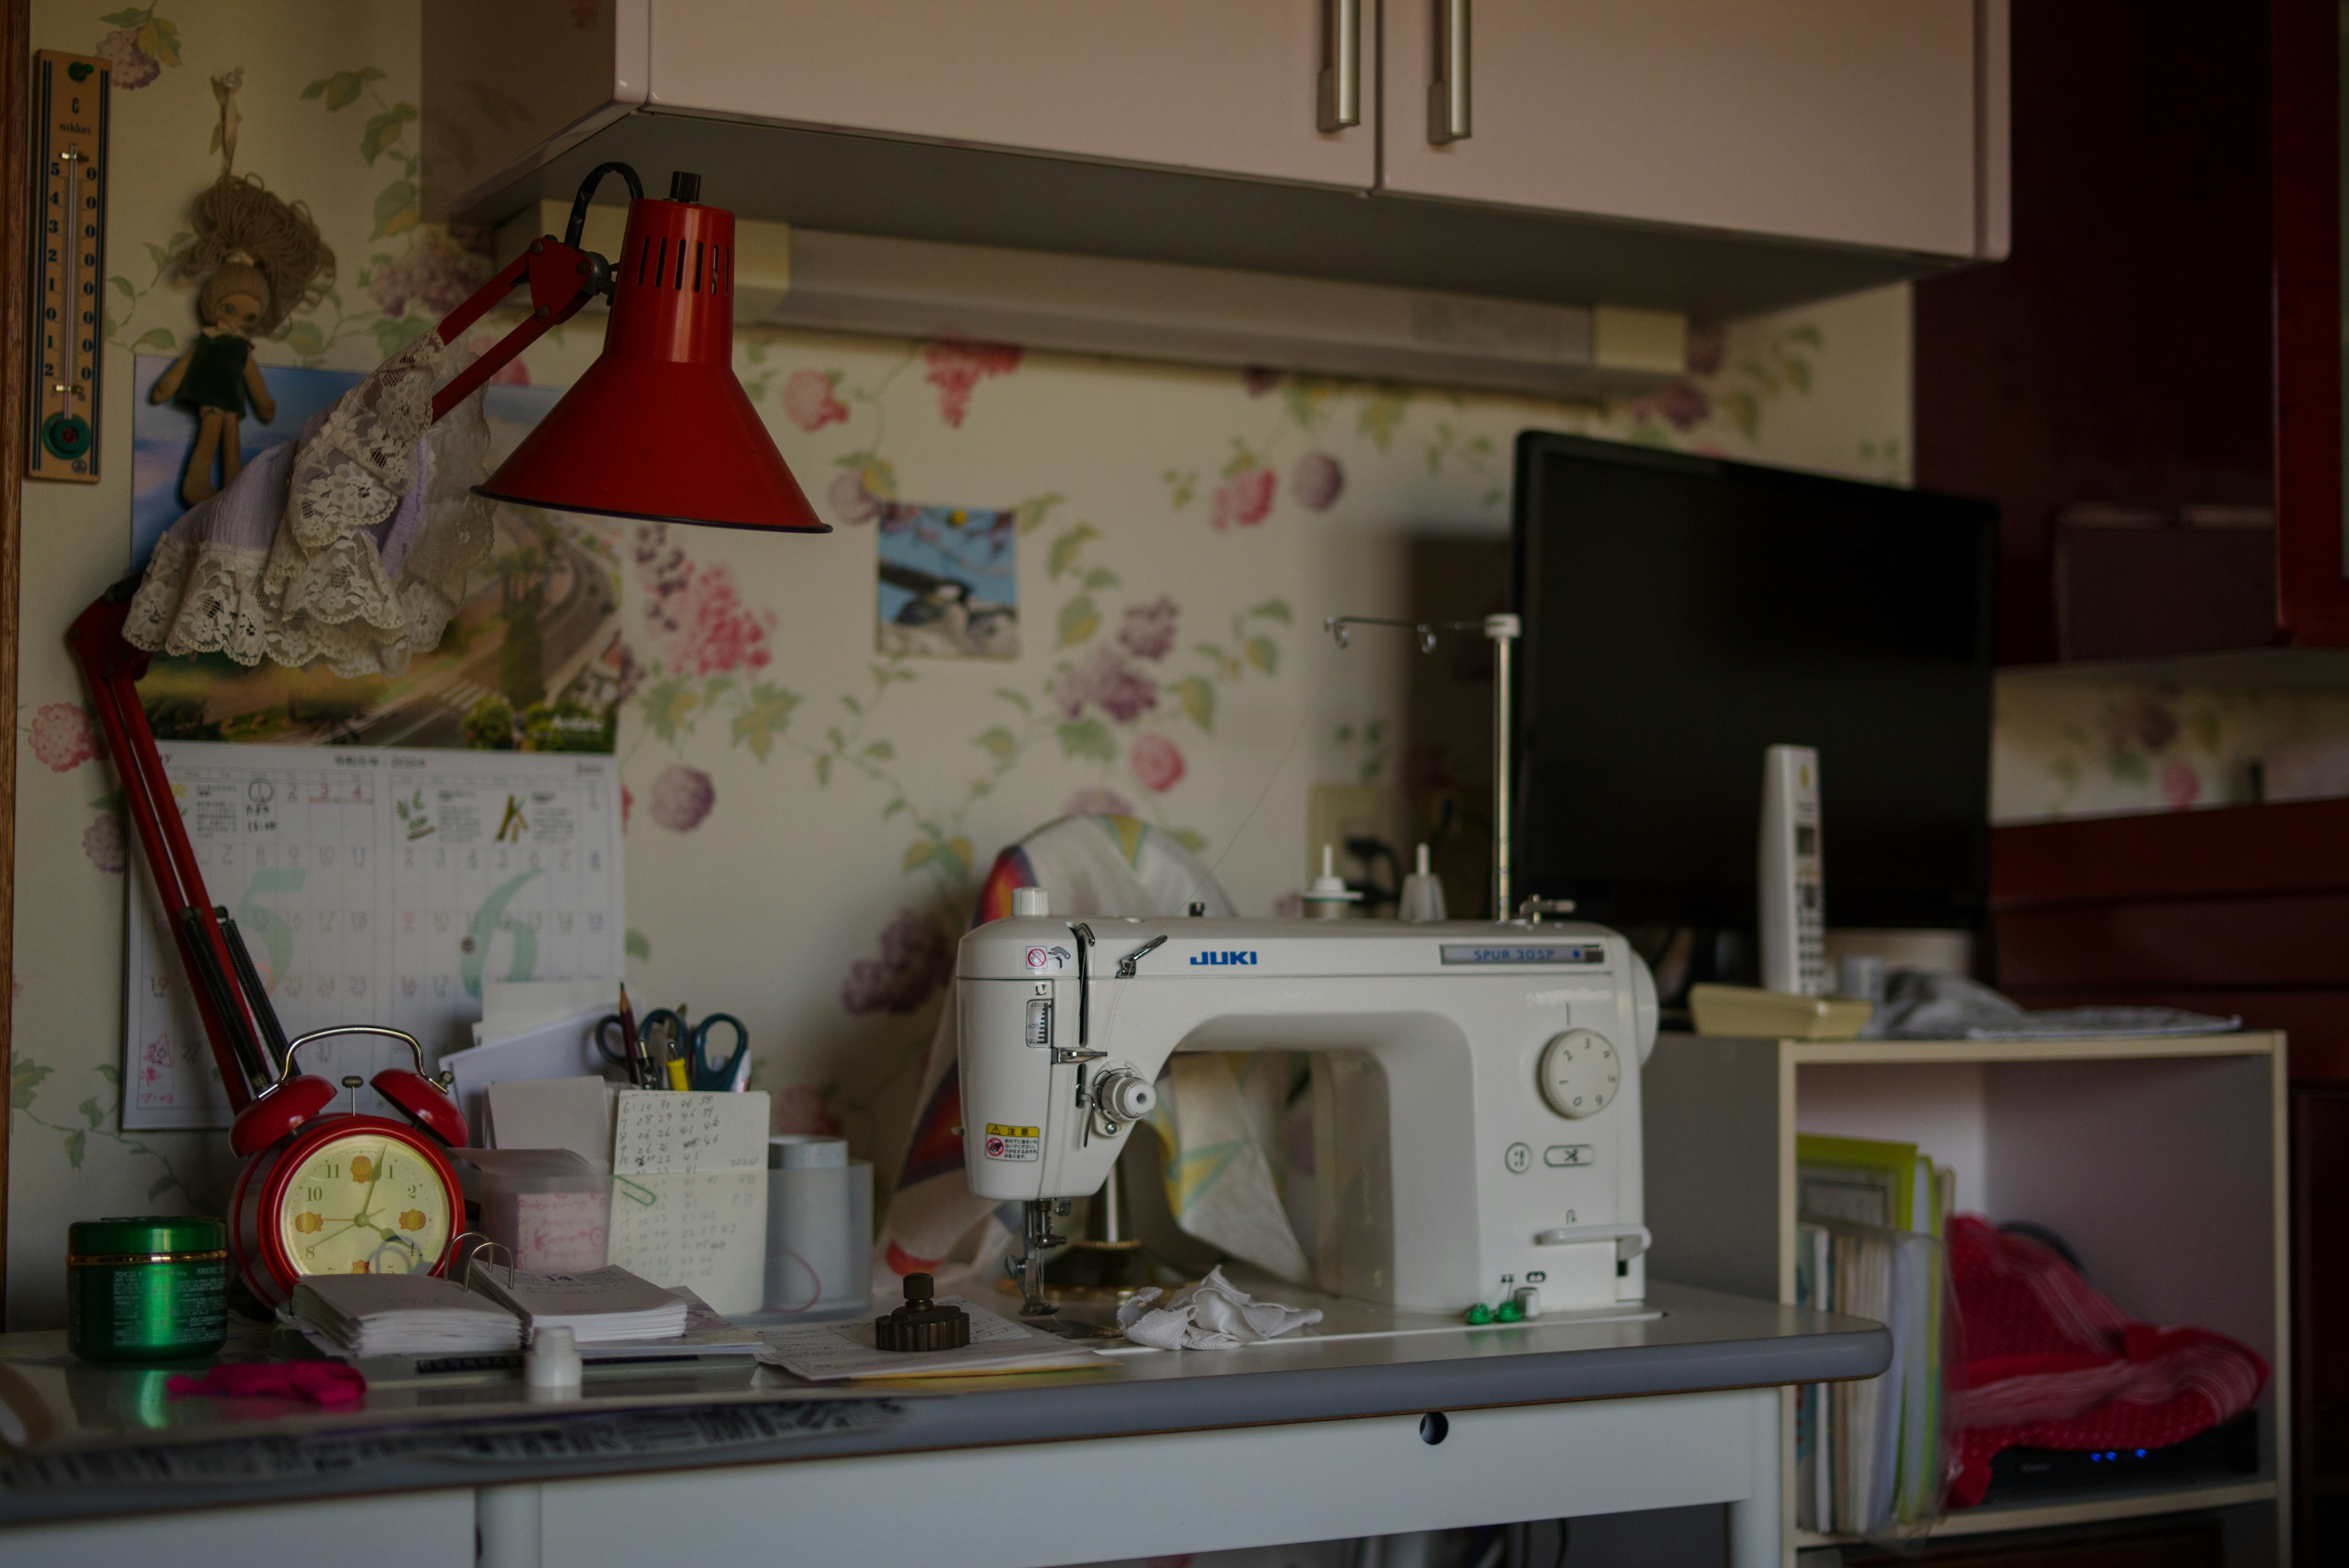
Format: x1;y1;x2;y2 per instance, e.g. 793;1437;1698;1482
1946;1215;2267;1507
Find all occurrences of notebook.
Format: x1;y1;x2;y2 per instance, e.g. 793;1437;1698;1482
467;1263;689;1343
291;1273;524;1357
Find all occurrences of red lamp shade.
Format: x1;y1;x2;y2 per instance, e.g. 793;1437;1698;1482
473;194;828;533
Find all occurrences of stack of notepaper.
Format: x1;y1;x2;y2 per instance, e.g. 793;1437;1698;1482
1794;1133;1954;1540
467;1263;689;1344
291;1274;524;1357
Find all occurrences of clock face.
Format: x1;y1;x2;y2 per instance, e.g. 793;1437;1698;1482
1537;1029;1621;1120
276;1131;455;1278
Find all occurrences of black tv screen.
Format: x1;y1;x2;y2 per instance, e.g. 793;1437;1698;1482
1510;432;1996;932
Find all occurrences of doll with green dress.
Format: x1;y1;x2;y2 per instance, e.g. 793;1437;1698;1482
147;174;333;505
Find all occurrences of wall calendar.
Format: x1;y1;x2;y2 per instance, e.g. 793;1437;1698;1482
125;742;624;1129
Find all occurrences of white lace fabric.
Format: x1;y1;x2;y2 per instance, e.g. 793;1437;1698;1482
125;333;497;680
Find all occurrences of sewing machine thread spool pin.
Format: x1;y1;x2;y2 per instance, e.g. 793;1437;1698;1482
875;1271;972;1351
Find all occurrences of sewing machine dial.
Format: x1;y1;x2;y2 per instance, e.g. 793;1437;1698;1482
1537;1030;1620;1120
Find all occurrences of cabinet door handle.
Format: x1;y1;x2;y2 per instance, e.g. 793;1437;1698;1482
1318;0;1362;132
1428;0;1471;144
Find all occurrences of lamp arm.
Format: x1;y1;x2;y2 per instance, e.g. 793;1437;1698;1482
427;237;605;422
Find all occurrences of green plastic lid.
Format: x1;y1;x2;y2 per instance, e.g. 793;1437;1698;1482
67;1216;226;1257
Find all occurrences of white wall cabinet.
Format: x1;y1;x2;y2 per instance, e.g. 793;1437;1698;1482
424;0;2008;325
1381;0;2003;258
647;1;1375;192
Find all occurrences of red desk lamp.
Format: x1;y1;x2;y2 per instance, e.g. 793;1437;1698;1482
69;163;823;1115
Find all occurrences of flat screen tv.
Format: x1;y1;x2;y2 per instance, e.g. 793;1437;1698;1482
1510;432;1997;932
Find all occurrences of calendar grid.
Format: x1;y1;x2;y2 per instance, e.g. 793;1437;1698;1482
125;744;624;1130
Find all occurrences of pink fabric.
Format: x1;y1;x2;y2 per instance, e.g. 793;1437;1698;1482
1946;1216;2267;1507
167;1360;367;1407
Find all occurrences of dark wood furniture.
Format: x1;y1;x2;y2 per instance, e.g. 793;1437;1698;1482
1992;799;2349;1562
1915;0;2348;664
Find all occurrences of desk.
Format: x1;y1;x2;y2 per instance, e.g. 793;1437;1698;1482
0;1279;1886;1568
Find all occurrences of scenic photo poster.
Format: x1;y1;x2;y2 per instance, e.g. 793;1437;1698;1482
129;355;623;752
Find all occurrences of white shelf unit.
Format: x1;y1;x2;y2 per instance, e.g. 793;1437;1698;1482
1644;1031;2290;1566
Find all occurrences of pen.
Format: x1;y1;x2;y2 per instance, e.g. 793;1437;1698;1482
617;984;645;1089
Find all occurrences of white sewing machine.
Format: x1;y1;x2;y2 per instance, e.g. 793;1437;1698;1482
957;893;1659;1320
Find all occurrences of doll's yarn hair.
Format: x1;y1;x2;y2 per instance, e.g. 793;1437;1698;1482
178;173;335;335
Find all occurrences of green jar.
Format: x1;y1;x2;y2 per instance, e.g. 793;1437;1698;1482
67;1216;228;1362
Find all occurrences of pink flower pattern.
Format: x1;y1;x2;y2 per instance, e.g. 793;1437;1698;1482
842;908;954;1014
1116;598;1179;662
828;469;883;526
922;341;1023;428
1055;645;1158;724
95;29;158;89
30;703;98;771
2160;760;2201;810
1129;734;1186;793
1291;451;1345;511
782;370;849;432
1210;465;1276;531
649;765;716;832
83;814;125;873
370;231;491;320
631;525;776;676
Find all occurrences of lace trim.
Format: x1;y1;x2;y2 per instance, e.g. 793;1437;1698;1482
124;333;498;681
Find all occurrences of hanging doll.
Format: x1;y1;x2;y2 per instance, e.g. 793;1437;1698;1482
146;174;333;505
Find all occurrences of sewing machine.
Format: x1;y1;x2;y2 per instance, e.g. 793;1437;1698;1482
957;894;1660;1318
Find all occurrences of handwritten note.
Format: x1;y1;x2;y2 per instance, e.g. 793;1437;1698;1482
603;1090;770;1313
611;1090;768;1174
500;1191;610;1272
607;1171;766;1314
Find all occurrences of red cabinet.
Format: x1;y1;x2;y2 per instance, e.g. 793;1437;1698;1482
1915;0;2349;664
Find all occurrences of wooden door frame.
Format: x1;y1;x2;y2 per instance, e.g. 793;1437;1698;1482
0;0;33;1325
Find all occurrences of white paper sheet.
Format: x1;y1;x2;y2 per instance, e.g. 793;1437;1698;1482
442;1012;614;1138
598;1090;771;1315
610;1089;769;1174
607;1170;768;1316
484;1077;618;1171
755;1296;1104;1381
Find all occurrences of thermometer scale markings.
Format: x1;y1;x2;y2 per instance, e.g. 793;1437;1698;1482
28;50;109;483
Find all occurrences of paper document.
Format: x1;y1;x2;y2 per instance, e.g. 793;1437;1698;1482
612;1090;769;1173
467;1263;687;1343
600;1090;771;1315
444;1013;614;1139
756;1296;1107;1383
483;978;623;1040
484;1076;618;1171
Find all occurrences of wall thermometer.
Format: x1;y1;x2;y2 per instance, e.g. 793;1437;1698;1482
28;50;109;483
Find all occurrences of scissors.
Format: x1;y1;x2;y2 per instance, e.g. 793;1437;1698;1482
597;1007;749;1091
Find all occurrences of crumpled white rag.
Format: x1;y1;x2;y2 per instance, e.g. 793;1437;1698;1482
1116;1266;1323;1351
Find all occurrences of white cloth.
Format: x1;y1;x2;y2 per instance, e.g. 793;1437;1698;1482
125;332;495;678
1116;1266;1323;1351
1868;970;2240;1041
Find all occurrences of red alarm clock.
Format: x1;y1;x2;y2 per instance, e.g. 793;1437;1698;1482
227;1025;469;1306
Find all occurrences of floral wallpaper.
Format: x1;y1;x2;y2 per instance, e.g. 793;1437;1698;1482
7;0;1922;1328
1992;678;2349;822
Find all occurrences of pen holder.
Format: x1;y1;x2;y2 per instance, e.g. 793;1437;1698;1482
763;1137;871;1318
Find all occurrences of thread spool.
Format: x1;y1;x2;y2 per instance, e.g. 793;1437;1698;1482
762;1137;870;1318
